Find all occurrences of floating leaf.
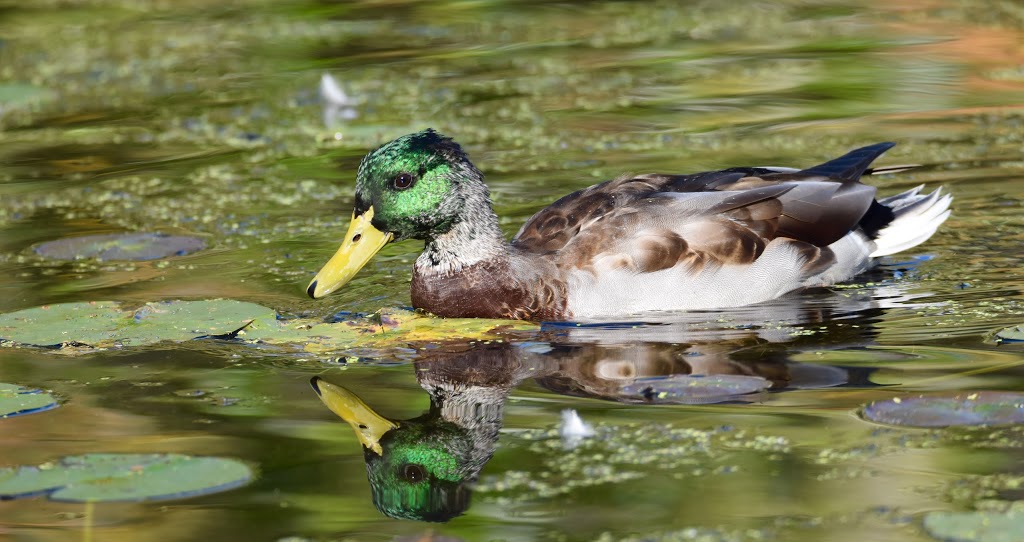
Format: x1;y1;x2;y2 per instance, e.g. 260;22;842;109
33;233;205;261
0;83;55;110
0;453;253;502
618;374;771;404
127;299;275;343
0;301;128;346
923;510;1024;542
0;383;59;418
993;325;1024;343
0;300;535;353
785;362;849;389
861;392;1024;427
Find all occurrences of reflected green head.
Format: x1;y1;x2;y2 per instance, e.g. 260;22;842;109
354;129;475;241
365;419;474;522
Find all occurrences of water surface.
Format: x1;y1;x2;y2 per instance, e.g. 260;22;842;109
1;1;1023;541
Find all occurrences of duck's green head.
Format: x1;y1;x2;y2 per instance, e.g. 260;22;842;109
307;129;478;299
311;377;473;522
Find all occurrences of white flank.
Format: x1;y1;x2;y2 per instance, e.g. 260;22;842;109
564;185;952;319
566;233;873;319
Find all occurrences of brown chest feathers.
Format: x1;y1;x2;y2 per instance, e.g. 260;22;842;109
411;258;568;321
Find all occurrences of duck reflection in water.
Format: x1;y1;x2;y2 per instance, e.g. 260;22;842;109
311;313;880;522
311;344;541;522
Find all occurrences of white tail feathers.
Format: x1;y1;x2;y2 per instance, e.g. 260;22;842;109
870;185;953;257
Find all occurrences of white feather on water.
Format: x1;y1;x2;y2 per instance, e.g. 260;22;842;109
320;73;358;127
560;409;596;449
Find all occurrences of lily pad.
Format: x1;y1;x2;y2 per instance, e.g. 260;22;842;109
993;325;1024;344
618;374;771;404
923;510;1024;542
0;453;253;502
861;393;1024;427
0;383;59;418
785;362;849;389
33;233;205;261
128;299;277;342
0;301;121;346
0;83;55;111
0;300;535;353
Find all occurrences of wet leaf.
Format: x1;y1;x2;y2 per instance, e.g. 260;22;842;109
861;393;1024;427
230;306;535;353
0;383;59;418
0;300;535;353
785;362;849;389
0;453;253;502
127;299;275;344
33;233;205;261
0;301;124;346
0;83;55;110
923;510;1024;542
993;325;1024;343
618;374;771;404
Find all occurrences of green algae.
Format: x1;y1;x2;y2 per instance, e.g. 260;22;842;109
475;422;790;502
0;0;1020;321
0;0;1021;540
0;0;1020;256
594;527;776;542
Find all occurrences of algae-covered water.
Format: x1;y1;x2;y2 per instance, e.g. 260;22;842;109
2;1;1024;541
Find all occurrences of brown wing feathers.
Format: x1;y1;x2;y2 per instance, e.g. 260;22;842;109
512;143;895;273
513;171;751;253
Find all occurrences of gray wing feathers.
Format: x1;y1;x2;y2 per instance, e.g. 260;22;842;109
774;181;877;246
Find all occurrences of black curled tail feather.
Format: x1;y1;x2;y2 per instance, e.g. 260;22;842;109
800;142;896;182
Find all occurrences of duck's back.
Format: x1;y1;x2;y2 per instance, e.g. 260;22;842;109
509;143;950;319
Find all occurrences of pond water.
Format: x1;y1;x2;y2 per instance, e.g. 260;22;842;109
1;1;1024;540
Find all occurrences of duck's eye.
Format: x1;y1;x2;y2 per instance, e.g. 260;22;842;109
392;173;415;190
400;463;426;482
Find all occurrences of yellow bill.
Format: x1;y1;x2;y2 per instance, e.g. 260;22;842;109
307;206;393;299
311;377;398;456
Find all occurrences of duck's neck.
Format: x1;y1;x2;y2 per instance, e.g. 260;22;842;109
416;180;507;275
425;381;510;476
432;384;508;434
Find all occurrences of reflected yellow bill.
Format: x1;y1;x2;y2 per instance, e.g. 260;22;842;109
311;377;397;456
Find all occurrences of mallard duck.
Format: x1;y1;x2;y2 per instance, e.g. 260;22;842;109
312;377;474;522
310;344;543;522
307;130;951;320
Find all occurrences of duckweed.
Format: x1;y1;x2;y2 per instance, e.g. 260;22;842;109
476;422;788;502
2;0;1024;540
